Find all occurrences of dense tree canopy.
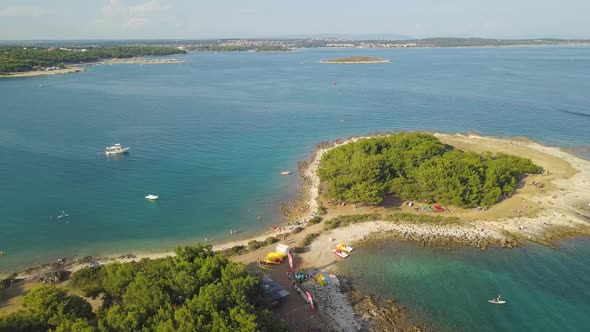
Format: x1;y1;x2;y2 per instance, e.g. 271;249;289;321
0;46;185;73
0;244;285;332
318;133;542;207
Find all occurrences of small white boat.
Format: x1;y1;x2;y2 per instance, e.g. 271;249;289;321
280;171;291;175
332;249;349;259
145;194;159;200
105;144;130;155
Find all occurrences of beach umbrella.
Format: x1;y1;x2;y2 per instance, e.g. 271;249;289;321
288;252;293;273
306;291;316;313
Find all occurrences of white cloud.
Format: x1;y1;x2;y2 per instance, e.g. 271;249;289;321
129;0;172;16
0;5;46;17
101;0;124;15
95;0;172;31
125;17;150;30
239;9;256;15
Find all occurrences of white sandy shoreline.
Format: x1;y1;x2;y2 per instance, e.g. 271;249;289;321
0;67;85;78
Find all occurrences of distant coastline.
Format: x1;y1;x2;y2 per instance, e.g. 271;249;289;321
321;56;390;64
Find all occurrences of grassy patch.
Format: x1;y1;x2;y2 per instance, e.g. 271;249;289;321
385;212;461;224
323;214;382;230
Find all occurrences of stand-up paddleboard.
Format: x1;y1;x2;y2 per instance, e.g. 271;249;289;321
488;299;506;304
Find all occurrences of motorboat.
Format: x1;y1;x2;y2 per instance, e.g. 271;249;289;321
280;171;291;175
105;144;130;155
145;194;159;200
331;249;349;259
337;243;354;252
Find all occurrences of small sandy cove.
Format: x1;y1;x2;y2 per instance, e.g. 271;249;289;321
3;132;590;331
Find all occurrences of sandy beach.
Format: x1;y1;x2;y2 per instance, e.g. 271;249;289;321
0;67;85;78
2;132;590;330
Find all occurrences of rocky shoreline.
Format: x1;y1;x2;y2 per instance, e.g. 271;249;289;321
339;276;427;332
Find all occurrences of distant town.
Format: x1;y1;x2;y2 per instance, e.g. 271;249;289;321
3;37;590;50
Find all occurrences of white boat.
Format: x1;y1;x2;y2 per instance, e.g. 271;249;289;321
337;243;354;252
145;194;159;200
331;249;349;259
280;171;291;175
488;299;506;304
105;144;130;155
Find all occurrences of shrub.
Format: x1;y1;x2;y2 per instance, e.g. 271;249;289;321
220;245;247;257
292;227;304;234
265;237;279;245
293;247;306;254
300;233;320;247
308;216;322;225
247;240;265;251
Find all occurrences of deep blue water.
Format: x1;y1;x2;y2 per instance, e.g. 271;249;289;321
1;46;590;329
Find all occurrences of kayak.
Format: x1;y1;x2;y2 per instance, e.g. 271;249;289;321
258;264;274;271
488;300;506;304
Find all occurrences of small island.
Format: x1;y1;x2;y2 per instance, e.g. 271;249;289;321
320;56;390;64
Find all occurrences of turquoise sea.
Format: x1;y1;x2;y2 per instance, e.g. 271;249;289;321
338;238;590;332
1;46;590;330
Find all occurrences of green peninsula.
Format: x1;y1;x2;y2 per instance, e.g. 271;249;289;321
0;46;186;75
320;56;390;64
318;132;541;207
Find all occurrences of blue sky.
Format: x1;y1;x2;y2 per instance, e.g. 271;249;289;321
0;0;589;40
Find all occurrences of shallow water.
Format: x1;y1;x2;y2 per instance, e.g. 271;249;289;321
1;46;589;274
338;238;590;331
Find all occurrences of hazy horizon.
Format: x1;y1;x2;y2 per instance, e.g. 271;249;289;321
1;0;590;40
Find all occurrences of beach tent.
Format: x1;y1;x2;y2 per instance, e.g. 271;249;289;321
260;277;290;308
423;205;430;211
275;243;289;254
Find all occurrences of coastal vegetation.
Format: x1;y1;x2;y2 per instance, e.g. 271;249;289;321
321;56;389;63
0;46;185;74
318;133;542;208
0;244;285;332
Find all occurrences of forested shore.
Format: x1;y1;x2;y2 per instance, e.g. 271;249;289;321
0;46;185;74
